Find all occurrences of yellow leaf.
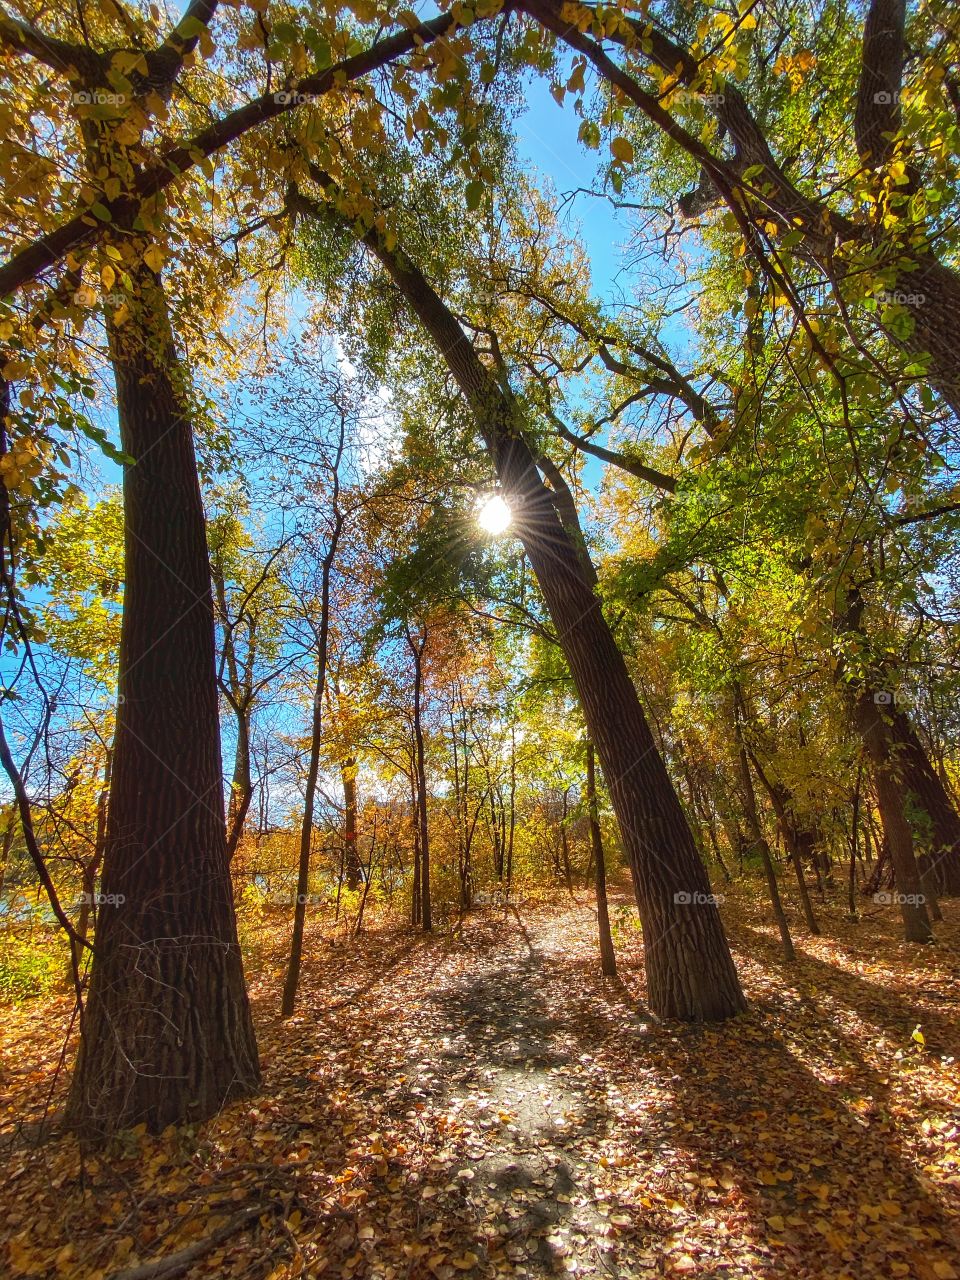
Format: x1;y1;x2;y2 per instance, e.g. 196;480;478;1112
142;244;165;273
610;135;634;165
101;264;116;291
114;119;142;147
112;50;149;76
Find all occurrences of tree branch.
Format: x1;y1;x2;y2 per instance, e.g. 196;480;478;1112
854;0;907;165
550;412;678;492
0;10;460;298
0;11;100;76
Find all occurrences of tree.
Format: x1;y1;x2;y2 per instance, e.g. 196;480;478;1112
65;255;260;1136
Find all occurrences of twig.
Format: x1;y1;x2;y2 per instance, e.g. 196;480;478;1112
105;1203;271;1280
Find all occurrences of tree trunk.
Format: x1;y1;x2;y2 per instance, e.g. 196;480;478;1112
225;709;254;862
490;788;505;881
587;741;617;977
559;786;573;892
854;692;933;942
409;767;421;927
408;629;431;933
735;736;794;962
228;711;252;831
68;750;112;982
65;263;259;1138
280;674;324;1019
889;708;960;895
212;561;254;843
749;756;822;936
361;229;744;1020
342;757;360;891
281;496;343;1018
695;775;732;884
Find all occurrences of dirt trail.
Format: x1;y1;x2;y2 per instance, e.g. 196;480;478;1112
393;905;643;1276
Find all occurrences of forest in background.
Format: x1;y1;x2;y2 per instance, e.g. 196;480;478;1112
1;0;959;1275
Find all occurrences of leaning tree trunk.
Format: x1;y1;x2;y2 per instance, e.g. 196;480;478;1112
357;224;744;1021
65;261;260;1138
889;708;960;895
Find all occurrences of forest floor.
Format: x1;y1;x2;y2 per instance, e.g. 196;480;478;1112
2;882;960;1280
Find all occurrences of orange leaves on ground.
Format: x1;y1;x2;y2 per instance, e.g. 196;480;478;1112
1;888;959;1277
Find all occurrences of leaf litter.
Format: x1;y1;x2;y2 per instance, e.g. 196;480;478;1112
1;883;959;1279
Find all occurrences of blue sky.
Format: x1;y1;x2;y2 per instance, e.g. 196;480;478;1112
516;73;631;300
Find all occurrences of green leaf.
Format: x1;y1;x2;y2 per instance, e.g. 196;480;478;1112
272;20;298;43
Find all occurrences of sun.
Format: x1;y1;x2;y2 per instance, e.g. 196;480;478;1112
476;493;512;535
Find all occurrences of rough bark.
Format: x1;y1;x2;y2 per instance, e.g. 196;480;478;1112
65;262;259;1137
854;691;933;942
854;0;907;166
